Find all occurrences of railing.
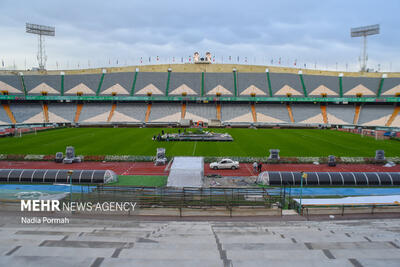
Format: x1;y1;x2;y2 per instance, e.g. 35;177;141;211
293;202;400;219
1;94;400;103
73;186;283;209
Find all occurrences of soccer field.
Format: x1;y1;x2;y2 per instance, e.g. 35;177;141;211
1;128;399;157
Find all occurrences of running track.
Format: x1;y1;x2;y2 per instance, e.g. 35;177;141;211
0;161;399;176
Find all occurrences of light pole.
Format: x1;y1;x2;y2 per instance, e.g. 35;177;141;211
67;170;74;204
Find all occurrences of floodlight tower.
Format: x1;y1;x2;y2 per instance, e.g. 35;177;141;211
350;24;379;72
26;23;55;70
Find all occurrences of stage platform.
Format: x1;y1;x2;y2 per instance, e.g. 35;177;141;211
159;132;233;142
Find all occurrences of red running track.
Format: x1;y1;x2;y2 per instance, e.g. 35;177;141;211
0;161;399;176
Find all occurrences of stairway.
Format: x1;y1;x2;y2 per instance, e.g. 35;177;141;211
216;104;221;120
107;103;117;122
320;104;328;124
74;103;83;123
42;103;49;123
385;105;400;126
353;104;361;125
2;104;16;124
181;103;186;119
251;103;257;122
145;103;152;123
286;104;295;123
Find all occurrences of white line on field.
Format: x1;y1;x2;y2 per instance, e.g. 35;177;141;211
192;142;197;156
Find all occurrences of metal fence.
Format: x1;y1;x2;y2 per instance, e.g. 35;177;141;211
73;185;283;208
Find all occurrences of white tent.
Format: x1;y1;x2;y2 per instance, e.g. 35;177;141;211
167;157;204;187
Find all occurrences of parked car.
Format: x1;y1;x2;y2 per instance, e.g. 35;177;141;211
210;159;239;170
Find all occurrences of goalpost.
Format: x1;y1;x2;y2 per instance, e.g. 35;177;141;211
14;128;22;138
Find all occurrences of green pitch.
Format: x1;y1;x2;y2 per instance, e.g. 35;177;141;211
1;128;399;157
112;175;168;186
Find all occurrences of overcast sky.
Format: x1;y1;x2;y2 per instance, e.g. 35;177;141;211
0;0;399;72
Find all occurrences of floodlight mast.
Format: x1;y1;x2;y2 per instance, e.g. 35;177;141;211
26;23;55;70
350;24;379;72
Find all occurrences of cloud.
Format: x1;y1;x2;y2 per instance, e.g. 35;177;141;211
0;0;398;72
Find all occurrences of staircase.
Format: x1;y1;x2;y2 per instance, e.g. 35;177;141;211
385;105;400;126
145;103;152;123
181;103;186;119
251;103;257;122
74;103;83;123
42;103;49;123
107;103;117;122
353;104;361;125
320;104;328;124
2;104;16;124
216;104;221;120
286;104;295;123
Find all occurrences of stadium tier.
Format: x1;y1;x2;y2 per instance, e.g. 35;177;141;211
1;102;399;127
0;64;399;127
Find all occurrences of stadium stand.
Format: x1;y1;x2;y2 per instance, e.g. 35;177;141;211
149;103;181;122
115;103;147;122
134;72;167;96
291;103;324;124
99;72;134;96
1;65;399;128
78;103;113;123
255;104;291;123
169;72;201;96
269;73;304;97
205;72;234;96
237;73;268;96
186;103;217;121
0;105;12;125
64;74;101;95
24;74;61;95
342;77;379;97
326;104;354;125
221;103;253;123
358;104;394;126
9;103;43;123
47;103;76;123
302;74;340;97
0;74;23;94
380;77;400;96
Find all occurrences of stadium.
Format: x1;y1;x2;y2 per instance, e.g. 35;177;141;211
1;62;400;157
1;1;400;266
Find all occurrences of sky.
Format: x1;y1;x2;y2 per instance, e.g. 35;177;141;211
0;0;399;72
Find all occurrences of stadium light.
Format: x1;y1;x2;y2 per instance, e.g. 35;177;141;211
350;24;380;72
26;23;56;70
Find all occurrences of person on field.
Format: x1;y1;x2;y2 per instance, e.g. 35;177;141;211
258;161;262;172
253;162;258;173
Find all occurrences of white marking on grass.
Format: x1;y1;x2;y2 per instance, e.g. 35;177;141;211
192;142;197;156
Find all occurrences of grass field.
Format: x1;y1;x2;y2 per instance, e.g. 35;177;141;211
111;175;167;186
1;127;399;157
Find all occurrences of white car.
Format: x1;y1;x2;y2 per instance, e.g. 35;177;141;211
210;159;239;170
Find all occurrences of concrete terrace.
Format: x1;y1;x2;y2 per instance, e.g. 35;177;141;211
0;214;399;266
